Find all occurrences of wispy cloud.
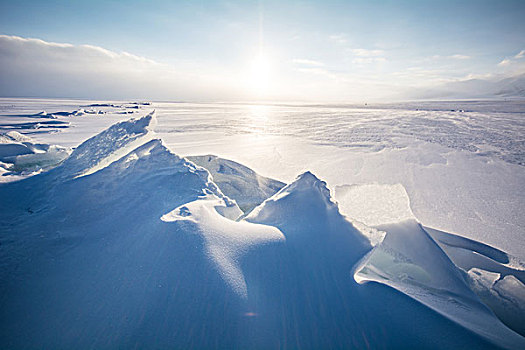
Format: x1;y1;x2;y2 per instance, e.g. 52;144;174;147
514;50;525;59
328;33;348;45
462;72;497;80
429;54;471;60
349;48;387;65
498;58;512;66
449;54;471;60
497;49;525;71
351;49;384;57
329;33;388;65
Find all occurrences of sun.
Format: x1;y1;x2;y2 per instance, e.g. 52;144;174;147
248;54;272;95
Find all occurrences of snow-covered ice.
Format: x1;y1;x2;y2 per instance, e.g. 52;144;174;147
0;130;70;180
1;98;524;348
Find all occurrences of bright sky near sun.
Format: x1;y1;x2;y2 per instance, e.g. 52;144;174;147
0;0;524;101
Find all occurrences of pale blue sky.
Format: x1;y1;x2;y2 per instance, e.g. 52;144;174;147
1;0;524;101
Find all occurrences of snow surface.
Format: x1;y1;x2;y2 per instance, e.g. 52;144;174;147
1;99;525;348
335;183;415;227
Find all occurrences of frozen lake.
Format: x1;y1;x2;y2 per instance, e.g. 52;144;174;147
1;98;524;258
3;99;523;165
1;98;525;348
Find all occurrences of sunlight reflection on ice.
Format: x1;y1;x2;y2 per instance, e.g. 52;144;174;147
245;104;272;135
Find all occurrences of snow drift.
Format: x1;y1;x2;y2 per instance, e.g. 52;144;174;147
1;112;524;349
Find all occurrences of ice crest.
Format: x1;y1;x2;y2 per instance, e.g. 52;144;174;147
246;170;371;263
58;110;156;177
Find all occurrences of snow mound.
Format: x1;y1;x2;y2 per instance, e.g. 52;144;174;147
188;155;285;213
246;171;371;262
161;196;282;298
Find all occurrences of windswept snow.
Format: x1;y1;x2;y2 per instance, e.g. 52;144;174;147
161;197;282;298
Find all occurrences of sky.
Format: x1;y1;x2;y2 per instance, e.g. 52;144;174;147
0;0;524;102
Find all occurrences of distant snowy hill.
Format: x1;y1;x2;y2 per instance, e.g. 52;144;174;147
412;73;525;99
1;112;524;349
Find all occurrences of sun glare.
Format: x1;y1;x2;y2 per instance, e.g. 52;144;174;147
248;54;272;95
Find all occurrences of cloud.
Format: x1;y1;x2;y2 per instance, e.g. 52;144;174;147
514;50;525;59
498;58;512;66
462;72;497;80
328;34;348;45
0;34;240;100
449;54;470;60
351;49;384;57
349;48;387;65
328;32;388;66
497;49;525;67
496;49;525;77
0;35;161;68
428;54;471;60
